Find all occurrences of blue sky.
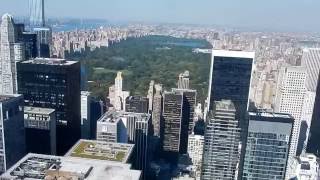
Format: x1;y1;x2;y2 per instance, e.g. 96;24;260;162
1;0;320;32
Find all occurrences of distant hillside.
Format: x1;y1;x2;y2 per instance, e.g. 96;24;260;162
72;35;212;103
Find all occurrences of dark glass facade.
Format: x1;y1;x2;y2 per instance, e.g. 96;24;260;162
17;59;81;155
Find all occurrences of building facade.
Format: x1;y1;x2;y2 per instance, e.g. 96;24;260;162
125;96;149;113
0;95;26;174
96;111;127;143
242;111;293;180
274;66;307;157
17;58;81;155
0;14;25;94
206;50;254;178
24;106;56;155
152;84;163;137
172;88;196;134
162;91;189;155
187;134;204;179
108;71;130;111
201;100;240;180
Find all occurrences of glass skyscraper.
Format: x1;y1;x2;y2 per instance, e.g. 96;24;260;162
29;0;45;27
204;50;254;179
242;111;293;180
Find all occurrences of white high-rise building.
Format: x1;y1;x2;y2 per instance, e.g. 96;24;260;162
274;66;307;157
0;14;24;94
147;80;155;112
108;71;130;111
301;48;320;92
188;134;204;179
81;91;91;139
178;70;190;89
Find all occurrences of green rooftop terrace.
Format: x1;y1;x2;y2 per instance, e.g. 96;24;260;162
67;140;133;163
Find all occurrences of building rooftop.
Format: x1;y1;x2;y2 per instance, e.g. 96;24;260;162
21;58;78;66
65;139;134;163
1;153;141;180
215;100;235;111
98;110;150;123
212;49;255;59
249;111;293;119
24;106;55;115
0;94;22;103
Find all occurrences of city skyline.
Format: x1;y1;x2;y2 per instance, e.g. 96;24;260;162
0;0;320;32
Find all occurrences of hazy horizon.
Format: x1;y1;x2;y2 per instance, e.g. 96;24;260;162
1;0;320;32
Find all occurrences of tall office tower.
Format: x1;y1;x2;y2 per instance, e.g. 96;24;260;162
14;24;38;59
201;100;240;180
188;134;204;179
24;106;56;155
0;14;22;94
302;49;320;156
162;91;189;155
0;95;26;174
109;72;130;111
133;114;151;180
34;27;52;58
96;111;127;143
81;91;92;139
242;111;293;180
274;66;307;157
177;70;190;89
125;96;149;113
147;80;155;112
29;0;45;27
207;50;254;178
152;84;163;137
173;88;196;134
17;58;81;155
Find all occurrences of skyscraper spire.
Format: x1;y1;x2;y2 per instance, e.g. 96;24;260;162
29;0;45;27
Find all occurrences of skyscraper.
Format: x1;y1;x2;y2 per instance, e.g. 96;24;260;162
147;80;155;112
201;100;240;180
302;48;320;156
125;96;149;113
152;84;163;137
24;106;56;155
178;71;190;89
17;58;81;155
34;27;52;58
0;14;25;94
274;66;307;157
242;111;293;180
172;88;196;134
133;114;151;180
108;72;130;111
188;134;204;179
0;95;26;174
206;50;254;178
29;0;45;27
96;111;127;143
162;91;189;155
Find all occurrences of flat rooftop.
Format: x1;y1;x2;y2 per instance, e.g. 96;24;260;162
212;49;255;59
1;153;141;180
21;58;78;66
98;110;150;123
24;106;55;115
249;111;293;119
65;140;134;163
0;94;22;103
